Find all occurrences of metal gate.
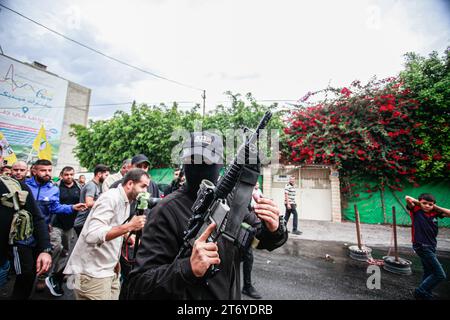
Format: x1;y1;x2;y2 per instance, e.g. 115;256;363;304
299;167;332;221
270;166;332;222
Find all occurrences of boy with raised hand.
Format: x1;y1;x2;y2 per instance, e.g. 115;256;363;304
405;193;450;300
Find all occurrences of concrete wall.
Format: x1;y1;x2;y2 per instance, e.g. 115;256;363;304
55;81;90;174
263;164;343;223
330;167;342;222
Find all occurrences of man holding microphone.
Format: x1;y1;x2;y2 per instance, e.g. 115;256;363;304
64;169;149;300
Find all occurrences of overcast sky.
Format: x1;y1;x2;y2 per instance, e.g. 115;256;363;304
1;0;449;120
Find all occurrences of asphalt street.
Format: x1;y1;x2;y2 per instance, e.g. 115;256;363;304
2;238;449;300
242;238;450;300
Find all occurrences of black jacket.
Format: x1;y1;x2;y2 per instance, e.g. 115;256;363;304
0;180;51;264
52;181;82;230
122;187;288;300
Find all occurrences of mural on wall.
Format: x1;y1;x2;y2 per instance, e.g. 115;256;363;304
0;54;68;164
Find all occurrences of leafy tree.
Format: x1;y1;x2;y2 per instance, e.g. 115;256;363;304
70;102;201;171
399;48;450;178
71;94;286;171
204;92;288;162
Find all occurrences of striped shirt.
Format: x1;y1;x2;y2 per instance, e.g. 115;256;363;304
284;183;296;205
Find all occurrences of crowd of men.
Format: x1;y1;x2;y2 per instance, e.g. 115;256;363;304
0;133;288;300
2;128;449;302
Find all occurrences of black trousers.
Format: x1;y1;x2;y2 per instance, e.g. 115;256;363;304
74;225;82;238
242;247;254;289
10;245;37;300
285;204;299;231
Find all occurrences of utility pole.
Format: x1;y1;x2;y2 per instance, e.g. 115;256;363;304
202;90;206;117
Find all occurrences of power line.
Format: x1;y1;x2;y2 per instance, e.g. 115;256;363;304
215;99;300;104
256;99;299;102
0;97;299;111
0;102;133;110
0;100;201;111
0;4;204;92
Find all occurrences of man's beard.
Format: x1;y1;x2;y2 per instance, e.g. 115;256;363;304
36;175;51;184
129;188;140;201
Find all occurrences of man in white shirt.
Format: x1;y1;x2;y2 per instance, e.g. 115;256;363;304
284;176;302;235
64;168;149;300
102;159;131;192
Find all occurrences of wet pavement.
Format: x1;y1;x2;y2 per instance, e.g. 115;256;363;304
2;238;449;300
242;238;450;300
285;220;450;251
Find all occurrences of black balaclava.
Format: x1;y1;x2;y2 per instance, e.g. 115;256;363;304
183;162;222;200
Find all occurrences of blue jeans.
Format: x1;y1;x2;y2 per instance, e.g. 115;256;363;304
413;243;447;299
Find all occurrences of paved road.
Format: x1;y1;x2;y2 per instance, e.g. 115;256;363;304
286;220;450;251
242;238;450;300
2;238;449;300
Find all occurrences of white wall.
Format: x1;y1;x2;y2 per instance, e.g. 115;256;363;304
55;81;90;174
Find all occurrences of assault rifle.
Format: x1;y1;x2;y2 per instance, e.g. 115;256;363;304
176;111;272;277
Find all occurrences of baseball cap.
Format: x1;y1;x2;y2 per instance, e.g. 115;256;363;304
181;131;224;164
131;154;150;166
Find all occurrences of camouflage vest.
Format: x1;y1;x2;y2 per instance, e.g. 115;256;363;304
0;176;34;244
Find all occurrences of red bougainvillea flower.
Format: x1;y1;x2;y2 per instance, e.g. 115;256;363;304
433;153;443;161
284;77;426;198
341;87;352;97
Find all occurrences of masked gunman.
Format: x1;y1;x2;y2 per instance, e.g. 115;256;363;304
121;130;288;300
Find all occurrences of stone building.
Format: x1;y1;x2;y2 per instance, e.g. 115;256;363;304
0;54;90;174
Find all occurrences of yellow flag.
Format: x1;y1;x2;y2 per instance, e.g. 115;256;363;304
32;125;52;160
0;131;17;165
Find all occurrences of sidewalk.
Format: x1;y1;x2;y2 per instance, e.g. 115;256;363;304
286;219;450;252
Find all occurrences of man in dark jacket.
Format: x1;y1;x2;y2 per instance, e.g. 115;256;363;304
25;159;86;291
25;160;86;224
0;174;52;299
164;167;185;196
121;132;288;300
45;166;82;296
